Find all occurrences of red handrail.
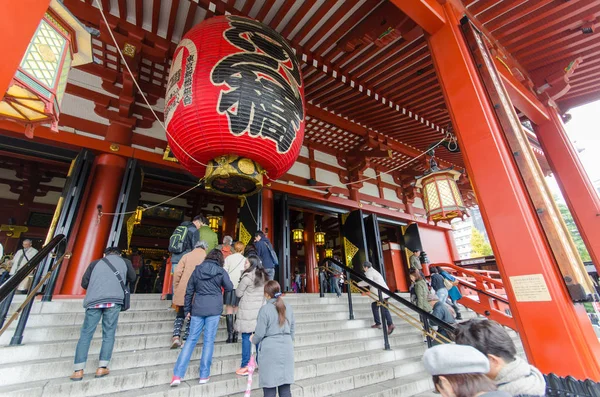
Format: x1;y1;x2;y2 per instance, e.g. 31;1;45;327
431;262;517;330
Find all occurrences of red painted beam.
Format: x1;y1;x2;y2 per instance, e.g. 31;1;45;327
389;0;446;35
494;58;550;125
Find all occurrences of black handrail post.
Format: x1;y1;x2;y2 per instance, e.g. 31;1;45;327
319;267;324;298
43;242;66;302
422;314;433;348
346;270;354;320
378;290;391;350
10;257;47;345
0;290;16;329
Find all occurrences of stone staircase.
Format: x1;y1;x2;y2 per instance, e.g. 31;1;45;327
0;293;488;397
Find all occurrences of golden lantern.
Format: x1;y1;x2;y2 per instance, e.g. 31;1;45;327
0;0;93;138
325;248;333;258
415;157;466;223
292;228;304;244
314;231;326;246
207;215;221;233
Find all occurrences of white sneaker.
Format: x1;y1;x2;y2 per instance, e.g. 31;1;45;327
199;378;210;384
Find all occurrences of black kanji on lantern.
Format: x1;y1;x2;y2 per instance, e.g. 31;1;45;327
211;16;304;153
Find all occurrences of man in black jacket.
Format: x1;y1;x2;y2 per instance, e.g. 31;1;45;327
170;216;203;271
254;231;277;280
70;247;136;381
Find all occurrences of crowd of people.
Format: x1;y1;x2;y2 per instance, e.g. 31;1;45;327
58;216;548;397
66;212;295;396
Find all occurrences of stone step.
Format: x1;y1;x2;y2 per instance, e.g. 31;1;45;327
1;314;416;366
0;340;427;397
327;372;434;397
8;294;373;314
3;304;376;331
0;328;427;387
0;321;424;383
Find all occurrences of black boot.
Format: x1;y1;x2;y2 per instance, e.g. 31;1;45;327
226;314;234;343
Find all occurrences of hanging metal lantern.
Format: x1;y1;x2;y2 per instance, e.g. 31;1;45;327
0;0;92;138
207;215;221;233
315;231;326;246
165;15;305;197
416;167;466;223
324;248;333;258
292;228;304;244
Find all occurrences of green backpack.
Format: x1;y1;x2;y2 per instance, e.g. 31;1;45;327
168;225;189;254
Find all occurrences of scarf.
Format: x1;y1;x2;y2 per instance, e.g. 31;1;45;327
495;357;546;396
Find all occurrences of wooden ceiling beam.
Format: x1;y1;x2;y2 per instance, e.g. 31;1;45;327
182;1;198;36
255;0;275;23
484;0;553;33
306;103;458;170
388;0;445;35
241;0;256;17
118;0;128;20
280;0;317;39
151;0;161;34
135;0;143;27
166;0;181;42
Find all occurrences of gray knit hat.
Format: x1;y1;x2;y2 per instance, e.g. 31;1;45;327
423;344;490;376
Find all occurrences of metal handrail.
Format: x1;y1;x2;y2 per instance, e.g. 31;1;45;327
342;276;453;345
0;235;67;345
0;235;66;302
436;262;509;304
318;258;455;347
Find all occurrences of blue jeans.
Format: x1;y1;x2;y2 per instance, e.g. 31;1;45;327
330;277;341;296
436;288;449;304
173;315;220;379
241;332;258;368
265;268;275;281
73;305;121;371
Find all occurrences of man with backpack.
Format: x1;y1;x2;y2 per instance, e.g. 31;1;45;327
169;215;207;273
70;247;136;381
254;231;278;280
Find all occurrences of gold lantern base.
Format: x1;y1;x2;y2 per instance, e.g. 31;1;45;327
205;155;264;197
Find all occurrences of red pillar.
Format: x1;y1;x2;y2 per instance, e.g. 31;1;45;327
427;2;600;379
0;0;50;96
304;213;318;293
262;188;274;240
60;154;127;295
536;106;600;273
445;229;460;262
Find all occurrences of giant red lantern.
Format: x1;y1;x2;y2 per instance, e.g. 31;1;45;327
165;16;305;196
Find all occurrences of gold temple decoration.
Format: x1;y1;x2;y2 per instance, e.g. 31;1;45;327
205;154;264;197
163;145;179;162
0;225;29;238
207;215;221;233
239;222;251;246
343;237;359;266
126;206;144;252
314;231;326;246
292;228;304;244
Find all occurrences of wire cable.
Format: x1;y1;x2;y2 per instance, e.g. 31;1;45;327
94;0;208;168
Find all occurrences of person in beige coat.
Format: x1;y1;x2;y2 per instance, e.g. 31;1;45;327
223;241;246;343
235;255;268;375
170;241;207;349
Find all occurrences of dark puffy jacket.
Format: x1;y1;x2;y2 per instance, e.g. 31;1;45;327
184;259;233;317
255;238;276;269
430;273;446;291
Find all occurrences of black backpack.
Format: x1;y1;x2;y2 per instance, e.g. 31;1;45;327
168;225;189;254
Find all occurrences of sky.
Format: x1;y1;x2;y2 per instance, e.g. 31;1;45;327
545;100;600;199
